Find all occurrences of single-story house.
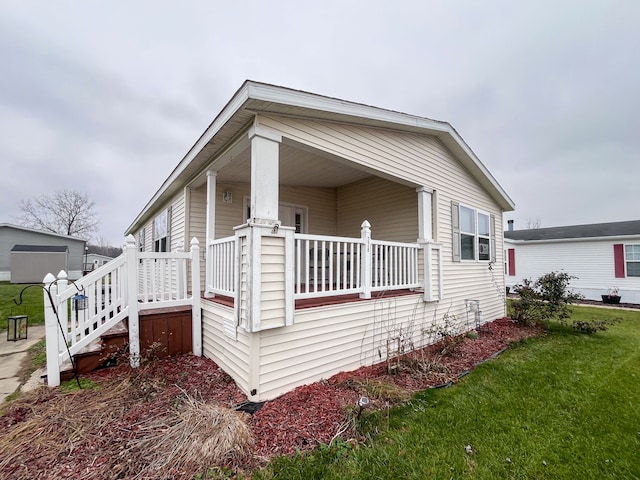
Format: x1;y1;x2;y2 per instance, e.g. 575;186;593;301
504;220;640;303
0;224;86;282
85;253;114;272
119;80;514;401
40;81;515;401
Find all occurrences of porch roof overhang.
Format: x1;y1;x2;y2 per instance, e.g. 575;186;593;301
125;80;515;235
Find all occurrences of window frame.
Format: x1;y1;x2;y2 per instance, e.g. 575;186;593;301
625;244;640;277
459;204;476;261
477;210;491;262
153;207;171;252
453;201;494;263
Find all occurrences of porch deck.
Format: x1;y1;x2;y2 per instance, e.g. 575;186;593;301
205;288;420;310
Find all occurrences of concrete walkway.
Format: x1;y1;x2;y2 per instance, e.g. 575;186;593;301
0;325;46;403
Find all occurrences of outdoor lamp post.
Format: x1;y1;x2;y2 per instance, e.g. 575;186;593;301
84;245;89;274
7;314;28;341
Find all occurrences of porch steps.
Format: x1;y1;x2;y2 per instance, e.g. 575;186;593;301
60;321;129;381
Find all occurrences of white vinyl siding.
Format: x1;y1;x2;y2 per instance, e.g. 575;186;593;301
259;235;287;330
202;301;251;394
189;186;207;290
336;176;417;242
507;239;640;303
256;289;505;401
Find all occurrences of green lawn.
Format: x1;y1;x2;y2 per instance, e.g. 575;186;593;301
0;282;45;330
257;306;640;480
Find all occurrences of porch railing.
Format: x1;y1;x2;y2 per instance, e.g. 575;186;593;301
44;236;201;387
204;221;443;304
206;235;236;297
293;222;422;299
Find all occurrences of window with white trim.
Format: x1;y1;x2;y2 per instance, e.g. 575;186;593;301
460;205;475;260
451;201;495;263
478;212;491;261
626;244;640;277
153;208;171;252
138;229;145;252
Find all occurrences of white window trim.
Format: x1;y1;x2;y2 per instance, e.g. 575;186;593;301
477;209;491;262
626;244;640;277
459;203;476;261
153;207;171;252
455;203;493;263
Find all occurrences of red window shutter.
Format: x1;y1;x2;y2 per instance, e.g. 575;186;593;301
508;248;516;276
613;244;625;278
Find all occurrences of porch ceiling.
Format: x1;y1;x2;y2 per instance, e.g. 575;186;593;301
216;142;373;188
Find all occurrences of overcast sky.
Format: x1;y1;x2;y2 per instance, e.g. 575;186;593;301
1;1;638;245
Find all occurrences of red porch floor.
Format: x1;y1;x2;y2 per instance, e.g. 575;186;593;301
202;289;420;310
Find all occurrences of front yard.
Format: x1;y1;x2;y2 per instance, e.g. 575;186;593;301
0;305;638;479
260;306;640;479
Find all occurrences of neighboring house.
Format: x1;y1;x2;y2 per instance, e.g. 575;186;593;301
504;220;640;303
121;80;514;401
85;253;113;272
41;81;515;401
0;224;86;282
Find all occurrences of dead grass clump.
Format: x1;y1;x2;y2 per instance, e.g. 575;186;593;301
0;379;135;479
352;379;411;404
117;392;255;478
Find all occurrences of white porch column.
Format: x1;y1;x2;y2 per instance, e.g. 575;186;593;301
417;187;434;302
417;186;434;242
248;126;281;224
205;170;217;297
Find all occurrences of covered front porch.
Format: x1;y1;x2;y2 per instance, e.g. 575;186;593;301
186;122;443;333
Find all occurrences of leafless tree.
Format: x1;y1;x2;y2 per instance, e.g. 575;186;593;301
526;217;542;229
15;189;100;239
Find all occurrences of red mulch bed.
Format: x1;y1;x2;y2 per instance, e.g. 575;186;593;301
0;317;541;478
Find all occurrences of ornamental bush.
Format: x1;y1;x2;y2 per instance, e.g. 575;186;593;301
509;271;583;326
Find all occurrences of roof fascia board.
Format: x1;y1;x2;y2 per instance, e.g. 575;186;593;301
0;223;86;242
247;82;451;133
126;80;516;233
248;82;514;211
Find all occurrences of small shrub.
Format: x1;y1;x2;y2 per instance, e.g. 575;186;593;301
510;272;583;326
567;317;621;334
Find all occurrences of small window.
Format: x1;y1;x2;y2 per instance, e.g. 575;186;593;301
626;244;640;277
452;202;494;262
153;209;170;252
460;205;475;260
138;229;145;252
478;212;490;261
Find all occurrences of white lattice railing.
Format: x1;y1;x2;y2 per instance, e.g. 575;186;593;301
370;239;421;292
293;222;422;300
206;236;236;297
204;222;429;301
294;234;364;298
44;236;201;387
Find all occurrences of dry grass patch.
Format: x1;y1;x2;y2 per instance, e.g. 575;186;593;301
0;375;254;479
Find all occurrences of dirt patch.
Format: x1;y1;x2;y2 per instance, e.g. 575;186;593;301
0;317;541;479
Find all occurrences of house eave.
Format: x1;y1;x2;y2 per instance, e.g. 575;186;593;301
0;223;87;243
125;80;515;235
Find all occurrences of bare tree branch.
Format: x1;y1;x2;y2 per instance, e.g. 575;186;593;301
14;189;100;240
526;217;542;229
